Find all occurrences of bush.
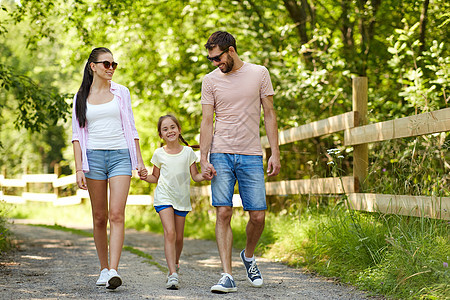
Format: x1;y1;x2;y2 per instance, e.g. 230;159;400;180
0;201;12;254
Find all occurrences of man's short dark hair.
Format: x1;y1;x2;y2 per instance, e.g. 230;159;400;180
204;31;237;53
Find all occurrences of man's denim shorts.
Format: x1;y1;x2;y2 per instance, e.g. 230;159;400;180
85;149;132;180
210;153;267;211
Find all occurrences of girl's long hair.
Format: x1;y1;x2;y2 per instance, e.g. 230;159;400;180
157;115;199;149
75;47;113;127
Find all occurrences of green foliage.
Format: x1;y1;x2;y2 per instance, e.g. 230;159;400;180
124;205;163;234
0;201;12;254
125;195;217;241
366;133;449;196
386;21;449;113
2;0;448;176
0;63;70;132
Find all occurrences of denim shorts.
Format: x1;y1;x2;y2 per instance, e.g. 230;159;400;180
210;153;266;211
85;149;132;180
154;205;189;217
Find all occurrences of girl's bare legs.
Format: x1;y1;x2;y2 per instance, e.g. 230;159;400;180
174;214;186;267
159;208;178;274
86;178;109;270
108;175;131;271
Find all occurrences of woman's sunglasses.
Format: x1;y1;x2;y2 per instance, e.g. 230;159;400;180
93;61;118;70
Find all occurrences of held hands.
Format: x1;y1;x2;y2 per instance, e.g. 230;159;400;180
267;155;281;177
201;160;216;181
137;164;148;180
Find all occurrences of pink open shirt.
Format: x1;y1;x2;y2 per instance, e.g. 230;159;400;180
71;81;140;172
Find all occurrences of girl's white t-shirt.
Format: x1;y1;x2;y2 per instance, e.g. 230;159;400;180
86;95;128;149
151;146;198;211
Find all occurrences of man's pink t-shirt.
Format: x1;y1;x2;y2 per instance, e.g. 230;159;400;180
201;62;274;155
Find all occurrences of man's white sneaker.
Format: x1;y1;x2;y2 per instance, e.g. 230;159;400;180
211;273;237;293
166;272;179;290
240;249;263;287
96;268;109;286
106;269;122;290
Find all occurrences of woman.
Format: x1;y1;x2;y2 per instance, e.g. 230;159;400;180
72;47;147;289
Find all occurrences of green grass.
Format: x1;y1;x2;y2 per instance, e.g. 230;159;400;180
5;200;93;225
29;223;93;237
122;245;166;273
260;202;450;299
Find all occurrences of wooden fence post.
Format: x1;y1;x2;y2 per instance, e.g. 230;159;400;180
24;166;29;192
352;77;368;192
1;167;6;195
54;163;61;198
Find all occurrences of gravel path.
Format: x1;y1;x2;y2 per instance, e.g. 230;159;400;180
1;221;379;299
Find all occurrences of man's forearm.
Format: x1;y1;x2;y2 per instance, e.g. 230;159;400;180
200;119;213;162
264;109;280;157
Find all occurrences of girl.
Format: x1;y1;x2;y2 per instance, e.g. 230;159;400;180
72;47;147;289
142;115;205;290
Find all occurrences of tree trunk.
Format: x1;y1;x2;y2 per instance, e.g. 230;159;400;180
419;0;429;55
283;0;313;65
340;0;354;53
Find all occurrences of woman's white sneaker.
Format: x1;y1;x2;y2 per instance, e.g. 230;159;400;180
96;268;109;286
106;269;122;290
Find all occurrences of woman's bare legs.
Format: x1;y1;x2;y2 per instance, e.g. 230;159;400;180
86;178;109;270
86;175;130;271
108;175;131;271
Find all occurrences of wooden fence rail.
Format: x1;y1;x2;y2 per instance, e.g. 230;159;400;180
1;77;449;220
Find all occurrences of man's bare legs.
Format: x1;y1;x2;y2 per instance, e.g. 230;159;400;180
215;206;233;275
215;207;266;273
244;210;265;258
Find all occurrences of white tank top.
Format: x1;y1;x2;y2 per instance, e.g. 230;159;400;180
86;96;128;149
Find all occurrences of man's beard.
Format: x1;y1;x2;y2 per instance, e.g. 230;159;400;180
220;54;234;73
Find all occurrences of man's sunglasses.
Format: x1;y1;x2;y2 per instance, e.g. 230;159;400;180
93;61;118;70
206;48;229;62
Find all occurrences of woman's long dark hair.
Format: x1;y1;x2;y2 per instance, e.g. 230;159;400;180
75;47;113;127
157;115;200;149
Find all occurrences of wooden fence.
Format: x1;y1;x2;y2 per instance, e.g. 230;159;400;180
1;77;449;220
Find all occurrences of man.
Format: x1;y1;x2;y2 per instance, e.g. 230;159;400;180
199;31;281;294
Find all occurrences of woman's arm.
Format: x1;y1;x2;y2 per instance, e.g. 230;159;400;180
72;141;87;190
134;139;147;179
190;162;205;182
142;165;160;183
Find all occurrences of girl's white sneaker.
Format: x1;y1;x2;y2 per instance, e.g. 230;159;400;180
166;272;179;290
